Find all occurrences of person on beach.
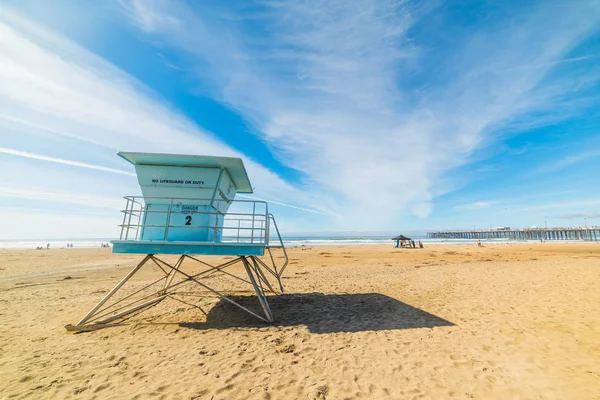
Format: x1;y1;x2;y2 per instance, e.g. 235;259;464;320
477;240;482;247
46;243;49;249
419;240;424;248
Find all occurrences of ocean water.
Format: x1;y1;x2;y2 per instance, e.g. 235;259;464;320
0;235;547;249
0;239;112;249
279;236;541;247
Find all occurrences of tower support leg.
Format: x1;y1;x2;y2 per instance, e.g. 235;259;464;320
66;253;282;332
242;257;274;322
75;254;152;326
161;255;185;293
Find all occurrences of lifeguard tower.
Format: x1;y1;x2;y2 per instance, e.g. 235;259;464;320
66;152;288;331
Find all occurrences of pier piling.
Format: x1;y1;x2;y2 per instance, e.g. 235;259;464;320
427;228;600;241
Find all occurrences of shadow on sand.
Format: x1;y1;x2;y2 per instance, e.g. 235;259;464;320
179;293;453;333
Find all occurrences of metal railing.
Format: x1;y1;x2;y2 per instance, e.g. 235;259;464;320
118;196;273;245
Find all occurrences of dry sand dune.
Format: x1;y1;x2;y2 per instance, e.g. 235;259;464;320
0;244;599;399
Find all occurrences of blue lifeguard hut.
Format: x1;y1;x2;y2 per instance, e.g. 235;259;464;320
66;152;288;331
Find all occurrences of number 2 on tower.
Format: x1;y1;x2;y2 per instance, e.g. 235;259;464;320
185;216;192;225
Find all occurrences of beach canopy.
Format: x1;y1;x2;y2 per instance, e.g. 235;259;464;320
391;234;412;241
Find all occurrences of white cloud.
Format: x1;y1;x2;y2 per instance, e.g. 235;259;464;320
537;150;600;174
0;147;136;176
2;2;599;238
0;186;123;210
0;146;329;216
0;208;120;239
555;212;600;219
453;201;495;211
0;13;242;158
519;199;600;212
0;8;332;238
122;0;600;229
236;194;329;216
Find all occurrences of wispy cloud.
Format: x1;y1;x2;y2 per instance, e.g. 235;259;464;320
0;146;330;215
555;211;600;219
519;199;600;212
540;150;600;174
0;208;119;240
501;54;600;72
453;201;495;211
2;2;599;237
0;9;329;223
0;186;123;210
237;194;330;216
123;0;600;228
0;147;329;215
0;147;136;176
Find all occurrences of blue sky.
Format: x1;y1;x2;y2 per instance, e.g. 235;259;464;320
1;0;600;239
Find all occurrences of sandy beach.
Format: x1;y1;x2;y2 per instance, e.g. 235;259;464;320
0;243;599;399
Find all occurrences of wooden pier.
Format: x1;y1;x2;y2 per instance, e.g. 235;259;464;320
428;228;600;241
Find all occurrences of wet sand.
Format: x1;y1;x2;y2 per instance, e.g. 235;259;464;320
0;243;599;399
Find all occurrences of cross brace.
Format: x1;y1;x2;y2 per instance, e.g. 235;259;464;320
65;253;285;332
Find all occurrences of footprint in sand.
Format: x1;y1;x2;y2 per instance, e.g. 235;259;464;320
216;384;235;394
280;344;295;354
93;383;111;393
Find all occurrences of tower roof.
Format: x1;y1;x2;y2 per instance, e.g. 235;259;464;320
118;152;253;193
